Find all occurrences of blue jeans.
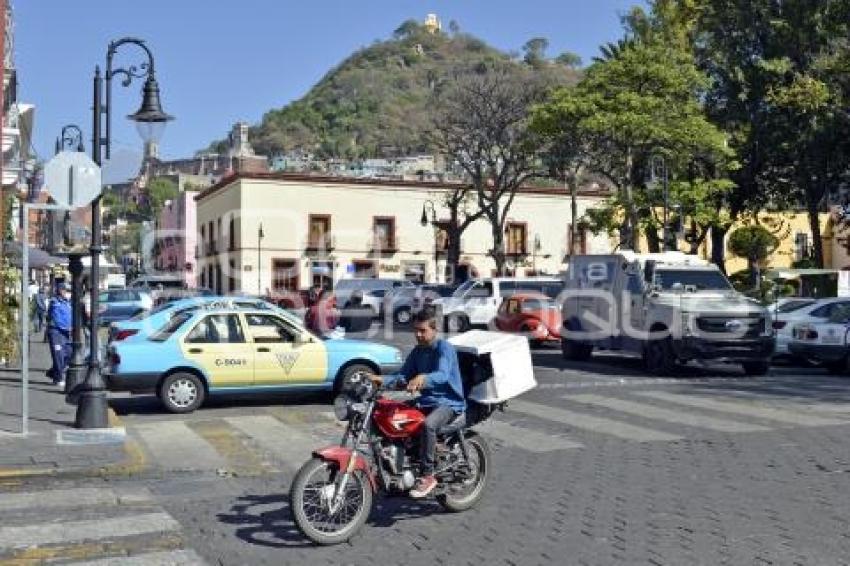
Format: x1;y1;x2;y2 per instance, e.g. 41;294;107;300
419;405;458;475
46;328;70;383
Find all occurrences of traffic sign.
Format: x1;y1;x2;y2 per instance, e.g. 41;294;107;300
43;151;102;208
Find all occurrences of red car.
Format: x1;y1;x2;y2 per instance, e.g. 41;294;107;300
495;292;563;346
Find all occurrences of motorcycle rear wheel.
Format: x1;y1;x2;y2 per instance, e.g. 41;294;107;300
436;432;490;512
290;458;373;545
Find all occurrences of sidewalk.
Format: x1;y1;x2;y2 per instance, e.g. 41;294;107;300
0;332;145;479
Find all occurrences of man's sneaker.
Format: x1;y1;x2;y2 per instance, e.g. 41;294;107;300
55;380;65;389
409;475;438;499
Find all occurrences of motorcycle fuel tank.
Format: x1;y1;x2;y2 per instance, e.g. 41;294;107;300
373;399;426;439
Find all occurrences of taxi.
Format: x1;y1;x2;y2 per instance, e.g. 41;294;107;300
105;306;403;413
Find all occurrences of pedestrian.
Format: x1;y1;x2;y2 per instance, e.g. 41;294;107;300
46;283;72;388
32;285;48;335
305;289;340;336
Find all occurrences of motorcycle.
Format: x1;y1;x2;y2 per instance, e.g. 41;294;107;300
289;373;494;545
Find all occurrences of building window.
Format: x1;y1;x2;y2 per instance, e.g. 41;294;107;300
794;232;809;262
208;221;215;254
310;260;334;290
505;222;527;256
200;225;205;257
435;221;451;254
567;224;588;255
352;260;377;278
272;259;299;292
373;217;397;251
403;261;427;284
200;269;206;288
307;214;332;250
215;264;222;294
228;259;236;292
228;217;235;251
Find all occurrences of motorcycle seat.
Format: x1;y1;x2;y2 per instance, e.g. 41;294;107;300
437;412;467;437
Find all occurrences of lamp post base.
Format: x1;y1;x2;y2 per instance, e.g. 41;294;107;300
74;365;109;429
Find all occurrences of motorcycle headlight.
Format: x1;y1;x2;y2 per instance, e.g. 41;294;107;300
333;394;352;421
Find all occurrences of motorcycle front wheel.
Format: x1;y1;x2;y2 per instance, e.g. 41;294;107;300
437;431;491;512
290;458;373;545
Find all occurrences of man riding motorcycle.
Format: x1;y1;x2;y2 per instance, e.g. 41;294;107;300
368;308;466;498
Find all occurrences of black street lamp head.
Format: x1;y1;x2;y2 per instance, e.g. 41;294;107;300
127;74;174;143
420;206;429;227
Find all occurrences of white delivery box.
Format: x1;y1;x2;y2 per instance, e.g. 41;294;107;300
449;330;537;403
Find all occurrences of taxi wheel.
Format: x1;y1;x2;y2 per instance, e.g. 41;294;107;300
335;363;375;395
159;372;206;413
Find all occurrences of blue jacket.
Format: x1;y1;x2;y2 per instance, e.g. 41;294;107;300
384;338;466;413
48;296;72;332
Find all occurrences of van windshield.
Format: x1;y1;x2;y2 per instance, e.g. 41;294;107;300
655;270;732;291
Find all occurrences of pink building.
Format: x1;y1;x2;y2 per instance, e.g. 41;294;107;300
154;191;198;288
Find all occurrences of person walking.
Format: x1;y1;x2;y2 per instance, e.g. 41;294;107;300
46;283;72;388
32;285;48;336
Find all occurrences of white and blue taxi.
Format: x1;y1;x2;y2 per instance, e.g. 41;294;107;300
105;305;402;412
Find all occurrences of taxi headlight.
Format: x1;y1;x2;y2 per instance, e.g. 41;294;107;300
333;394;352;421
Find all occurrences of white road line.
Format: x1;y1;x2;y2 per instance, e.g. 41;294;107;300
69;549;207;566
476;419;584;452
0;487;140;512
134;421;227;471
508;398;681;442
634;391;850;427
567;394;771;433
0;511;180;549
225;415;334;469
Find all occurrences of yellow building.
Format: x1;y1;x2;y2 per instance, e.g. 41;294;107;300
192;173;610;294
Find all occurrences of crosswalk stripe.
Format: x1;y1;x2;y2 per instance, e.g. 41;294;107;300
567;394;771;433
0;511;180;549
225;415;334;470
0;487;137;512
508;398;681;442
476;419;584;452
69;549;207;566
634;391;850;427
134;421;227;471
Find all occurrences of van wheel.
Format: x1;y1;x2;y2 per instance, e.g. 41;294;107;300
159;372;205;413
561;339;592;361
742;361;770;376
446;314;469;334
643;338;677;376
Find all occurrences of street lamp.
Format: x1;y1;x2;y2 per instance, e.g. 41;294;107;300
53;125;89;397
420;200;439;283
532;234;542;274
75;37;173;429
649;155;670;252
257;222;264;295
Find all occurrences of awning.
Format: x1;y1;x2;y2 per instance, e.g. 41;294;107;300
765;268;840;279
3;241;65;269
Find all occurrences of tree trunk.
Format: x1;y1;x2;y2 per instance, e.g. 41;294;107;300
646;226;661;254
710;224;728;274
807;200;824;268
491;222;506;276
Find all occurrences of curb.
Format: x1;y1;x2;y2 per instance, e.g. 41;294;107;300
0;408;148;481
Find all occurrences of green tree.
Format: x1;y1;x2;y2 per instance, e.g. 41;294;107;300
522;37;549;67
554;51;582;69
728;225;779;289
146;177;179;217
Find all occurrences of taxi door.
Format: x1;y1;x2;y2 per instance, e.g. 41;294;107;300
180;313;254;387
243;313;328;385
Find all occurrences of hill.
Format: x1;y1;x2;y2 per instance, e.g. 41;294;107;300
203;19;580;159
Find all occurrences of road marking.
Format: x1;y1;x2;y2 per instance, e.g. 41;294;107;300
0;512;180;549
186;419;276;476
476;419;584;452
134;421;226;471
70;549;207;565
508;398;681;442
0;487;140;512
566;394;771;433
634;391;850;427
225;415;334;470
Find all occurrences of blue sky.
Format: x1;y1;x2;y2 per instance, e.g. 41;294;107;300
16;0;640;175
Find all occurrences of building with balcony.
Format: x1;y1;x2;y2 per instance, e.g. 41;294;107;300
194;172;610;295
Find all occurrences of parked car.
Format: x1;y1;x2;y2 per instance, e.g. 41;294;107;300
771;297;850;357
153;287;214;308
332;278;415;313
433;277;564;333
788;303;850;372
105;306;403;413
97;289;153;326
494;292;563;347
383;284;457;325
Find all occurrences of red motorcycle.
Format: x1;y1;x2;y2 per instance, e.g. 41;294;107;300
290;372;494;545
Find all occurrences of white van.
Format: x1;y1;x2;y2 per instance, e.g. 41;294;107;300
433;277;563;332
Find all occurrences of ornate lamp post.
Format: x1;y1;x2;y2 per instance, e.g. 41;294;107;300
52;125;89;397
75;37;173;429
420;200;439;283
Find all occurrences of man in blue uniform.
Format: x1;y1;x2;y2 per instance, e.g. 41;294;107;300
46;283;72;388
370;308;466;498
